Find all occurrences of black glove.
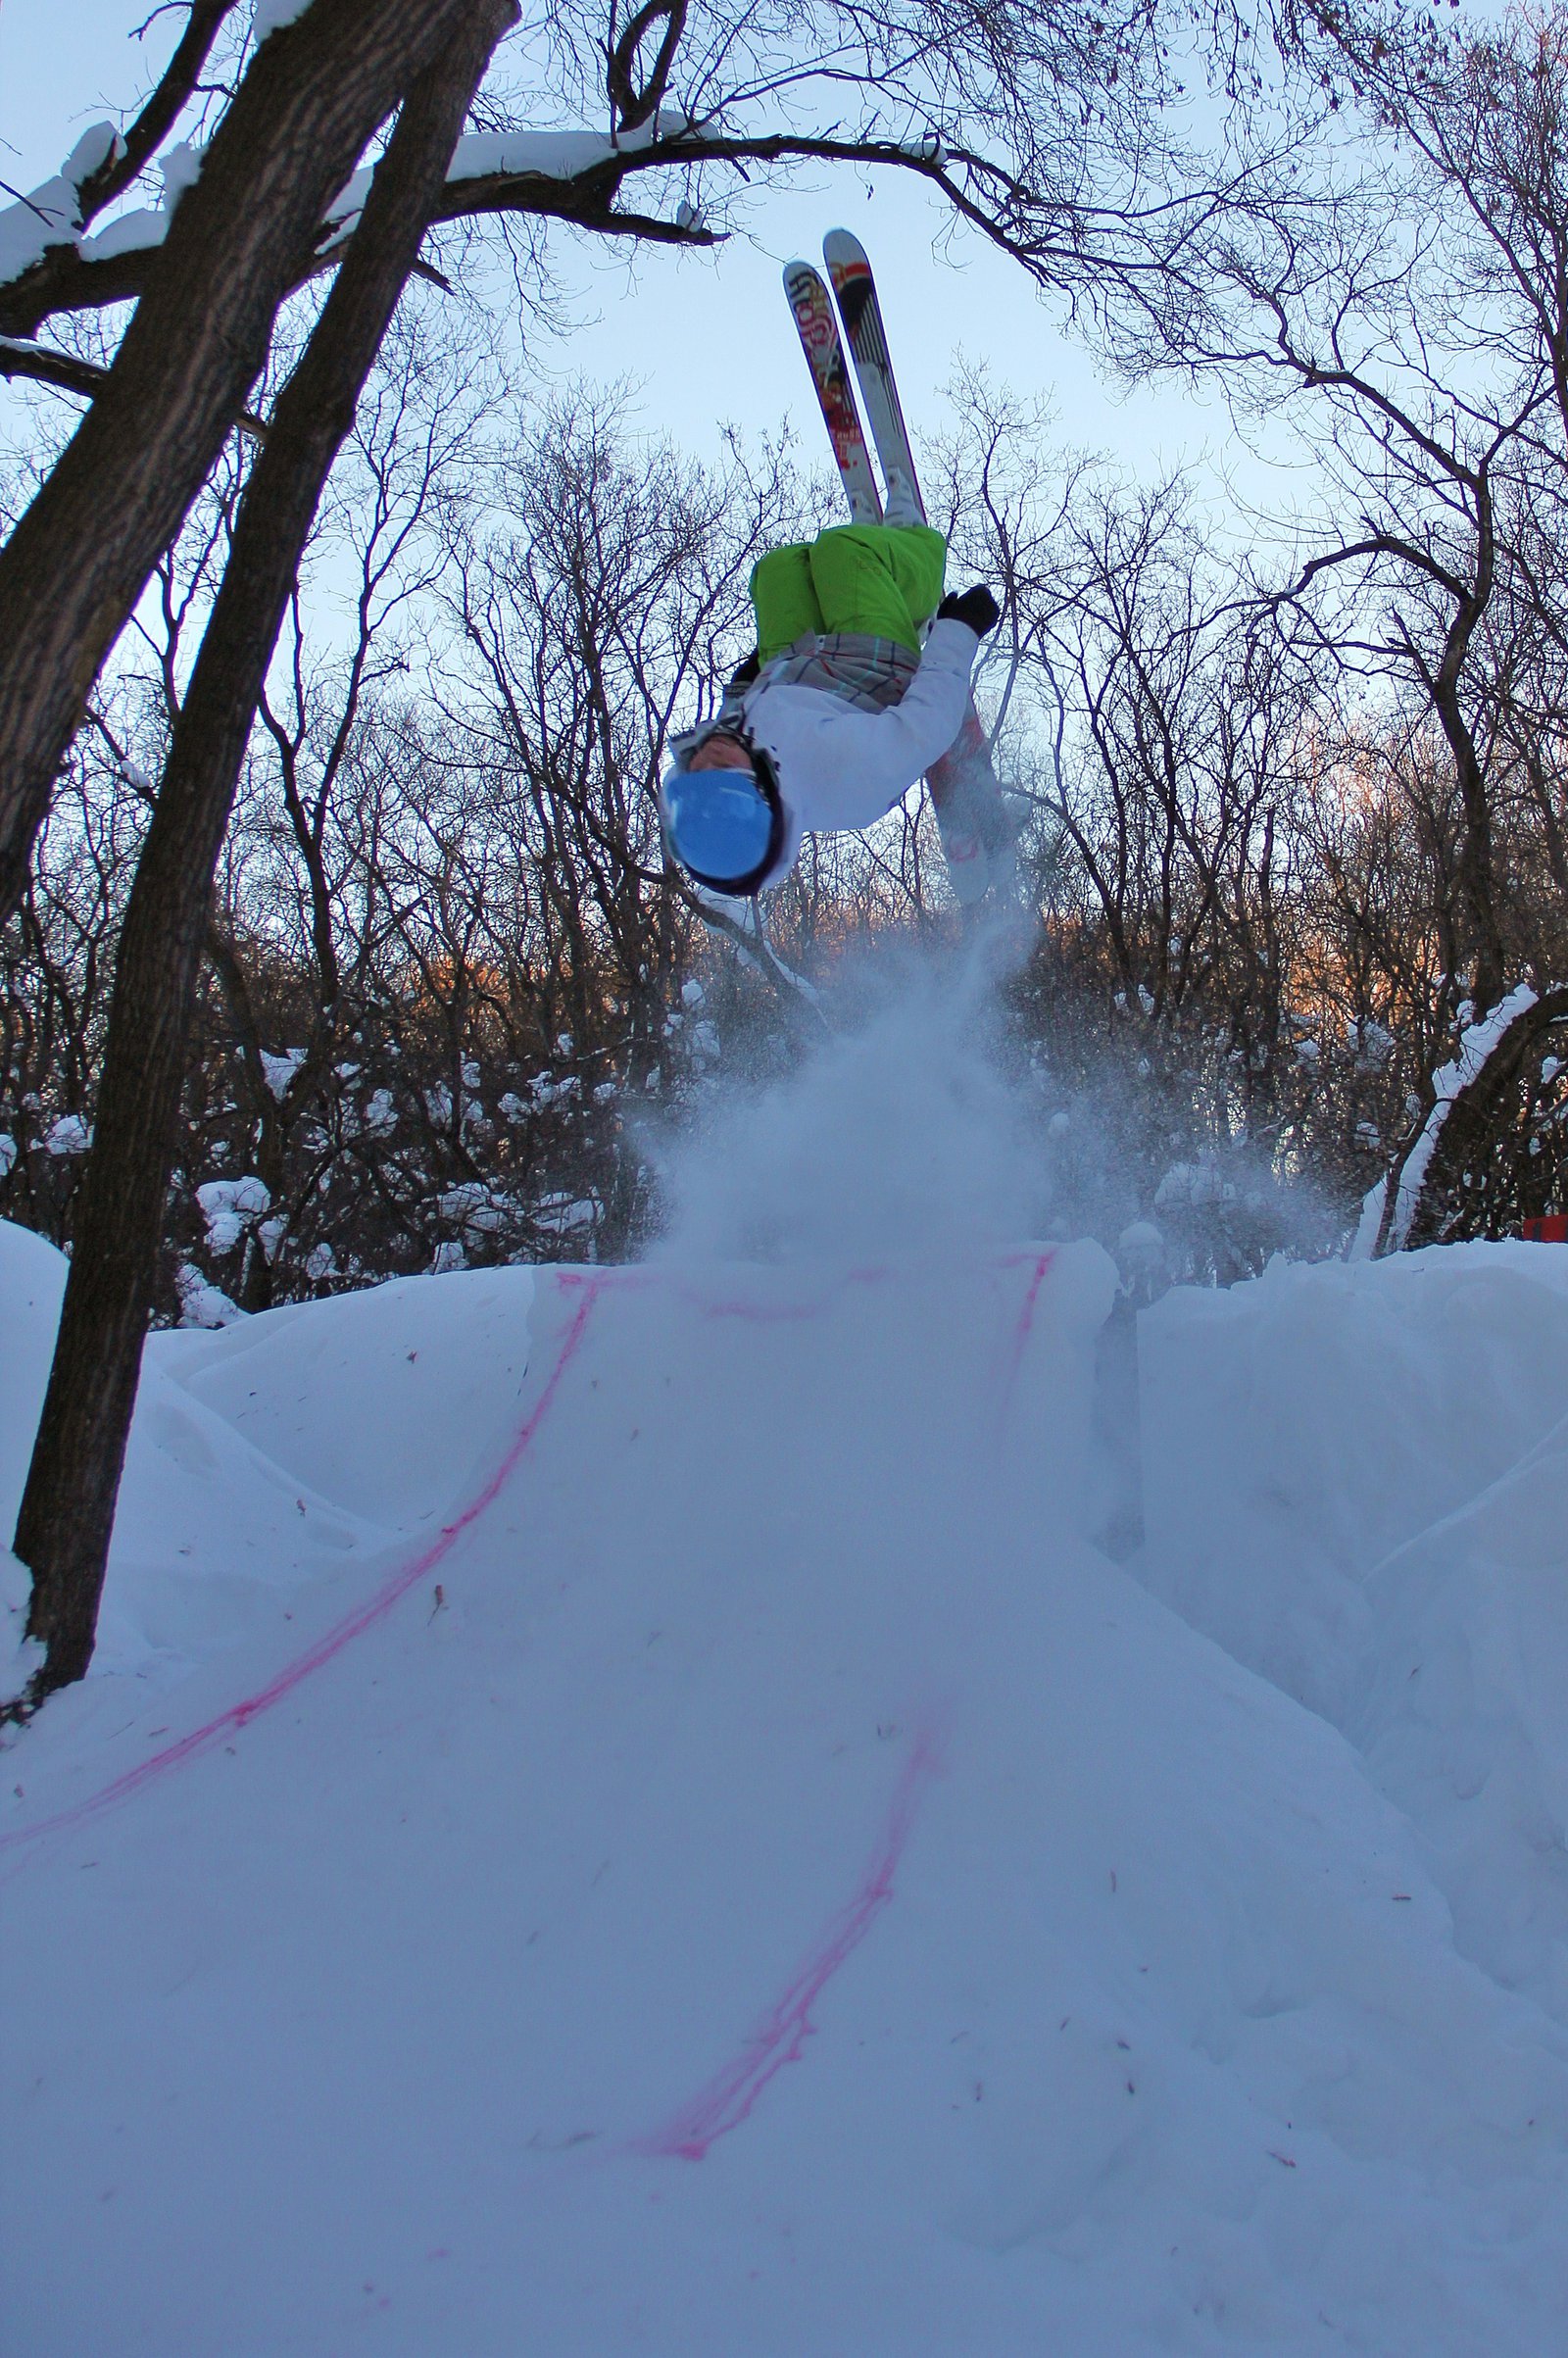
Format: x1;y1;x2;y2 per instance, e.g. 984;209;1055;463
938;586;1001;638
729;647;761;689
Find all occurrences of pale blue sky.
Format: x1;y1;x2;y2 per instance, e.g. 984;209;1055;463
1;1;1248;490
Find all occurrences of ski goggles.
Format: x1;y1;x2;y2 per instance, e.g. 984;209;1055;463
662;738;784;898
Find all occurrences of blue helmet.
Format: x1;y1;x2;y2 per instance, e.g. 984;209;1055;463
662;738;784;897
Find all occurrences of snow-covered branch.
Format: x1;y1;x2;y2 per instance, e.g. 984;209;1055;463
1352;982;1541;1256
0;109;715;337
0;126;124;293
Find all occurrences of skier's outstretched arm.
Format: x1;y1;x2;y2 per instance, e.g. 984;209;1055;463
801;602;996;832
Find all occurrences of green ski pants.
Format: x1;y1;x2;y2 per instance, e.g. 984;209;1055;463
750;522;948;663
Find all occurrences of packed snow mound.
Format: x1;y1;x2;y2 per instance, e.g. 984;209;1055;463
4;1232;1568;2355
150;1261;541;1533
1141;1242;1568;2019
0;1225;549;1693
0;1222;69;1694
0;1218;67;1538
1142;1243;1568;1667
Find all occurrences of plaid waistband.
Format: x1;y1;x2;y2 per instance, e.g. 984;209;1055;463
724;632;919;721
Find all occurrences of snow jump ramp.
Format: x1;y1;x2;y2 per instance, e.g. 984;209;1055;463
6;1240;1568;2355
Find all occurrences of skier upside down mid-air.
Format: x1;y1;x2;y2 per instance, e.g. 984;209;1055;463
661;494;1001;900
660;232;1014;909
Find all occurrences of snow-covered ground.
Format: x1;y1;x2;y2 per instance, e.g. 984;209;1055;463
5;1079;1568;2351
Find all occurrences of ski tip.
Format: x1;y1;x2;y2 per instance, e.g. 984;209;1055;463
783;257;825;286
822;227;870;267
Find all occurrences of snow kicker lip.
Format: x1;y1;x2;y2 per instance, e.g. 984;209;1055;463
2;1252;1054;1864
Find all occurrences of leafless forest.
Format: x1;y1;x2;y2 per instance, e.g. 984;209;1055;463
8;308;1568;1312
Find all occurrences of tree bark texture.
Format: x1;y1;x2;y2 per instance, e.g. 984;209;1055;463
13;0;517;1701
1429;473;1508;1019
0;0;475;926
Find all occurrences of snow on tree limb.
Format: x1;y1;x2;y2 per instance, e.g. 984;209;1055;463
318;111;690;247
253;0;318;41
0;127;122;289
446;115;689;186
0;5;239;290
0;110;709;332
1352;983;1541;1257
74;1;240;229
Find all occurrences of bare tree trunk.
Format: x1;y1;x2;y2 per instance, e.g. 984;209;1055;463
11;0;516;1707
1436;676;1508;1019
0;0;473;926
1424;472;1507;1016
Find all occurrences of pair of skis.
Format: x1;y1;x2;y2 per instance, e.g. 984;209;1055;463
784;233;917;528
783;232;1012;906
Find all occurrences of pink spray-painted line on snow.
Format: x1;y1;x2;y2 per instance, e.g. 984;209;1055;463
631;1722;944;2162
0;1278;606;1860
994;1248;1054;1423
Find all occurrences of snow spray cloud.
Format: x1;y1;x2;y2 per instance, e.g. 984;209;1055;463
652;920;1050;1266
646;900;1340;1283
1010;1005;1348;1288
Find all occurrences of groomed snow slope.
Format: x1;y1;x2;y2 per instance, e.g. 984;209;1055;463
5;1221;1568;2355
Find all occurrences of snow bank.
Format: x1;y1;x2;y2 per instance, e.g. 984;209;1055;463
0;1219;66;1541
0;1222;66;1697
7;1217;1568;2351
0;1220;542;1695
150;1260;540;1534
1140;1241;1568;2018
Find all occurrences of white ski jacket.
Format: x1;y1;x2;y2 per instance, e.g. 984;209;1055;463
668;615;981;893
